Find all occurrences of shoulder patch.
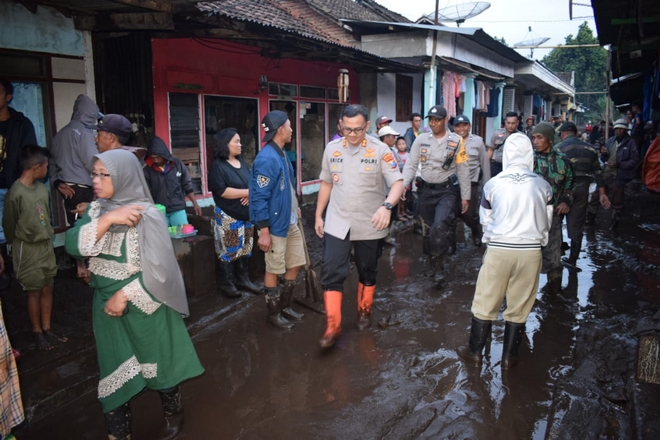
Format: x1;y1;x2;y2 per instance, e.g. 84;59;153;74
382;152;398;169
257;174;271;188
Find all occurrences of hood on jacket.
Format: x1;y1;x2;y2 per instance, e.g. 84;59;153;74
71;95;100;127
147;136;174;161
502;132;534;171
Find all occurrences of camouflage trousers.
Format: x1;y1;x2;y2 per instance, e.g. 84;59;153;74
541;216;563;274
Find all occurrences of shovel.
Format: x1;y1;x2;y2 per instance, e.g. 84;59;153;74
295;218;325;314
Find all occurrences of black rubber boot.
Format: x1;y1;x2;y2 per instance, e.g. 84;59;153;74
218;262;241;298
562;239;582;271
157;386;183;440
280;280;304;321
265;287;295;330
430;256;446;287
610;210;621;230
456;316;492;366
234;258;263;294
584;211;596;226
471;227;482;247
501;321;526;370
105;402;132;440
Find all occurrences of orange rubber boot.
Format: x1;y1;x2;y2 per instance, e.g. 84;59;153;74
319;291;342;348
357;283;375;331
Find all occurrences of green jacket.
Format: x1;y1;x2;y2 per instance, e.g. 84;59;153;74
534;149;574;208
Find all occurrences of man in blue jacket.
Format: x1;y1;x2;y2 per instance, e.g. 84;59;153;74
250;111;306;330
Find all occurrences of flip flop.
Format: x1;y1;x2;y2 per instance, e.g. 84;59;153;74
33;331;54;350
44;327;68;343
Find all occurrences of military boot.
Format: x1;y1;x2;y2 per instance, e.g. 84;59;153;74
265;287;295;330
456;316;492;366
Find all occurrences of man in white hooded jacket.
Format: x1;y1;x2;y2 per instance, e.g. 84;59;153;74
457;133;553;369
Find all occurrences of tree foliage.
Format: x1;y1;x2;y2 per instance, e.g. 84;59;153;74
492;36;507;45
542;22;609;120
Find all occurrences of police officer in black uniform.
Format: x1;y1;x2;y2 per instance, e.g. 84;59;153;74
402;105;470;287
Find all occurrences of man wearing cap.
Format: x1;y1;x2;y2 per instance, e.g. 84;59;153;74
452;114;490;246
250;110;306;330
555;121;608;269
531;122;574;283
487;112;520;177
375;115;392;133
378;126;400;155
315;104;403;348
587;118;640;228
402;105;470;287
95;114;148;163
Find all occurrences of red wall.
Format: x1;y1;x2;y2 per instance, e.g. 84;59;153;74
151;38;359;147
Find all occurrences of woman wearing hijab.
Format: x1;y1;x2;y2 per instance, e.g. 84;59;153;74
65;149;204;440
208;128;262;297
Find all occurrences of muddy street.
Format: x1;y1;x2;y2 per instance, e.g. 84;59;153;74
18;188;660;440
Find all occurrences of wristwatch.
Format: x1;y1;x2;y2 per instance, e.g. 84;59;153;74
381;202;393;211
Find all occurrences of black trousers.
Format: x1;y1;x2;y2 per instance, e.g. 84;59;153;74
417;185;458;257
63;184;94;226
459;181;481;235
320;232;383;293
564;181;590;241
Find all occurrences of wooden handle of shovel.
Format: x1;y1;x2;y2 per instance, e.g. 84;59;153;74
297;218;313;271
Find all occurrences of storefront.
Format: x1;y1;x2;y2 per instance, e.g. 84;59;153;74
152;38;358;204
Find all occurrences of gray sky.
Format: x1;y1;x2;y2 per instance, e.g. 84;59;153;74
375;0;597;60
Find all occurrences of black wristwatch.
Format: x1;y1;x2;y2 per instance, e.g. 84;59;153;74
381;202;393;211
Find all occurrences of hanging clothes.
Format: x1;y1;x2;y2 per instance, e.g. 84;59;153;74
442;71;458;117
483;87;500;118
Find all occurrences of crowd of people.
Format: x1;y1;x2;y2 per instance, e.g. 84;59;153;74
0;70;654;439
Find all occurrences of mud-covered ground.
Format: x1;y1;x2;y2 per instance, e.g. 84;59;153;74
14;184;660;439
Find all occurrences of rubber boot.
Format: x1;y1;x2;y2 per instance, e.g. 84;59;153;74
584;210;596;226
501;321;526;370
430;256;446;287
610;210;620;230
105;402;132;440
234;258;263;294
456;316;492;367
218;262;240;298
357;282;375;331
319;290;342;348
562;239;582;271
265;287;294;330
157;386;184;440
281;280;304;321
471;227;482;247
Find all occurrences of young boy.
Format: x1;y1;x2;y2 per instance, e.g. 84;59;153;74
2;145;65;351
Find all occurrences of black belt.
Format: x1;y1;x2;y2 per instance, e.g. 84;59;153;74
424;180;450;190
66;183;91;188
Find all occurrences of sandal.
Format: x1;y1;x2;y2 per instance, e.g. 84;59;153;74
44;327;68;343
33;331;54;351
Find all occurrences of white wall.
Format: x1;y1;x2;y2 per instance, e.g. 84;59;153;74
376;72;424;135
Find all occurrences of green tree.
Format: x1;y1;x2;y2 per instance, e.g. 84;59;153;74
542;22;609;120
492;36;507;45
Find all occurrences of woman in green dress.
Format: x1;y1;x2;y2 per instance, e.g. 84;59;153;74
65;149;204;440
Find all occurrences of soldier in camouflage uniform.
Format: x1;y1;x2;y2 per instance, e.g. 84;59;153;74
531;122;574;283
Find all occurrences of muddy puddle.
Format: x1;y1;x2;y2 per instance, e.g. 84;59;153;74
19;188;660;439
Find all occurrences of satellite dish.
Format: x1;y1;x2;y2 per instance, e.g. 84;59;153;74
513;27;550;58
426;1;491;27
513;37;550;47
